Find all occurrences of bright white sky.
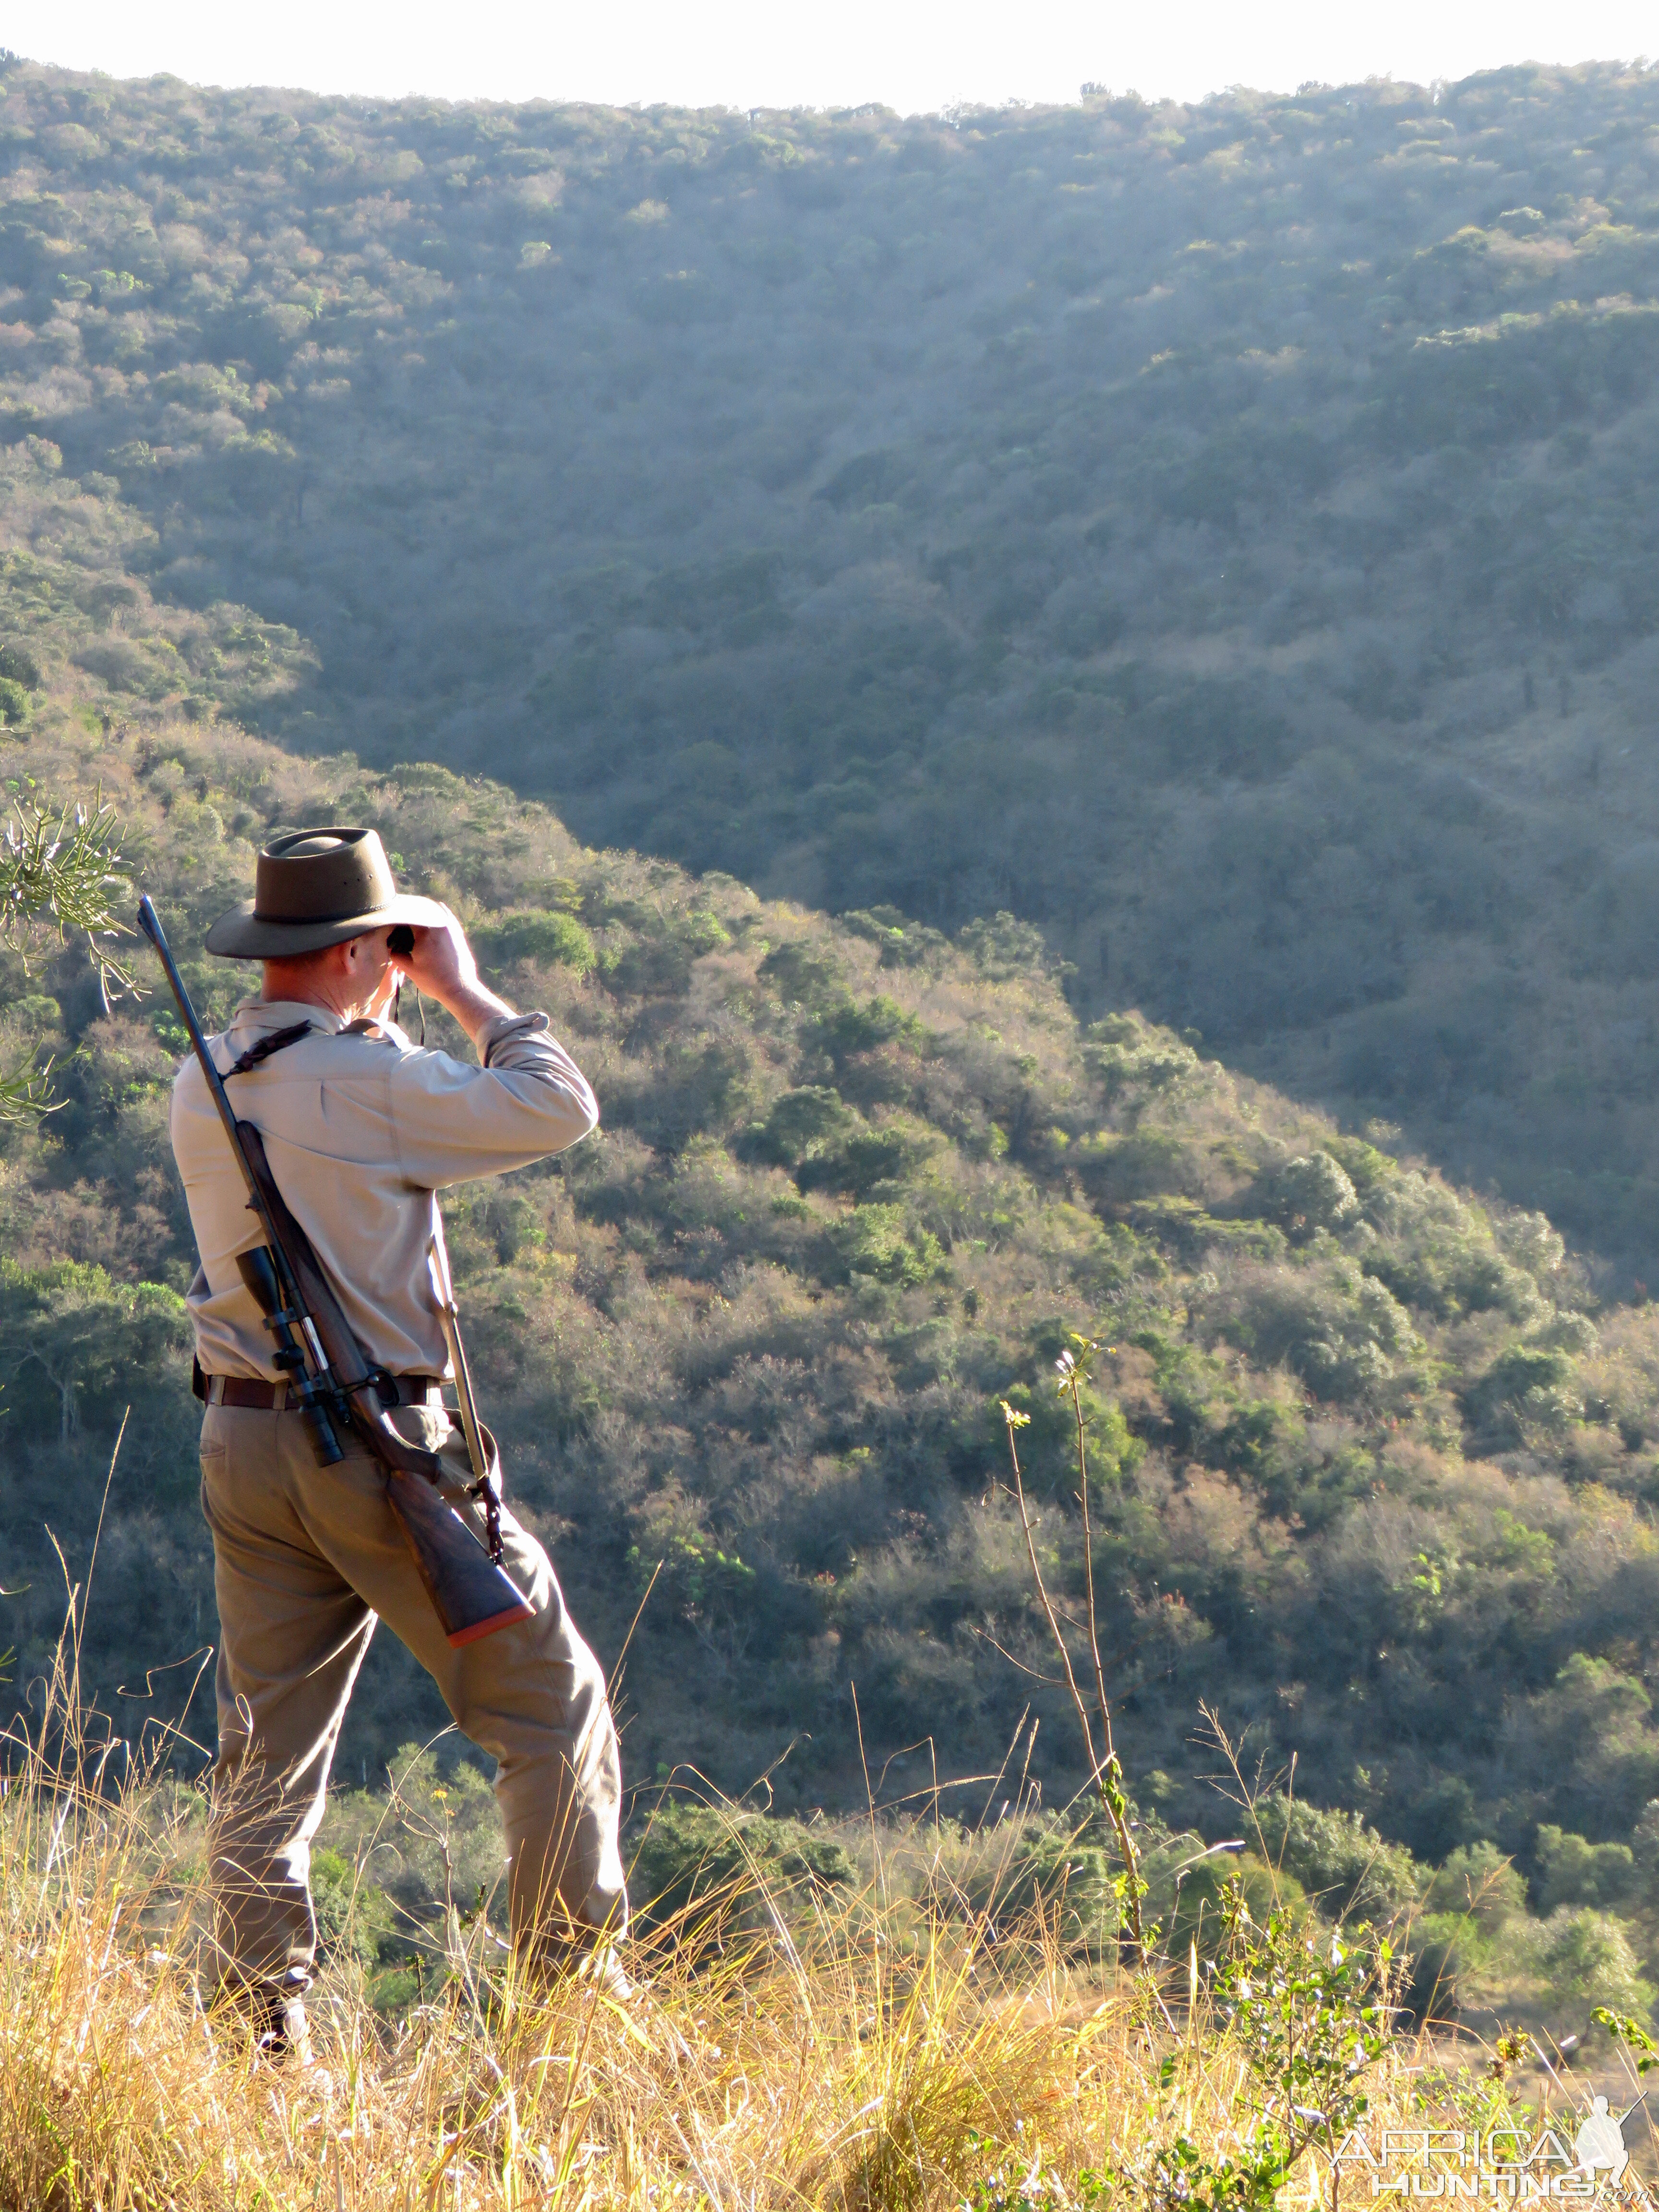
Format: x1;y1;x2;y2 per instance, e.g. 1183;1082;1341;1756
12;0;1658;116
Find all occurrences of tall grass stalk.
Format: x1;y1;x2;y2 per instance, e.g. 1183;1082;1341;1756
1001;1338;1151;1967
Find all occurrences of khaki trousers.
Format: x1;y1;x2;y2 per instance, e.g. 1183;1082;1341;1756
199;1400;626;2006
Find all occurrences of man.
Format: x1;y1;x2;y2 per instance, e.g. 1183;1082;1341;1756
169;826;626;2058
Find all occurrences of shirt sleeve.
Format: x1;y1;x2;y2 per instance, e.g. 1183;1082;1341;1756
384;1010;599;1190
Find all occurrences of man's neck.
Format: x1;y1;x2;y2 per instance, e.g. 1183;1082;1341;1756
258;980;394;1024
258;985;349;1022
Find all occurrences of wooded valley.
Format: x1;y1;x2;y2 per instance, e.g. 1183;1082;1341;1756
8;702;1659;2024
1;58;1659;1260
5;53;1659;2032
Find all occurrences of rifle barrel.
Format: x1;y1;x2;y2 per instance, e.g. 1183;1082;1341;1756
140;898;332;1362
138;897;253;1189
137;895;311;1323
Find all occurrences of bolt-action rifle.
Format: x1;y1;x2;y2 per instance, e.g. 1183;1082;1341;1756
137;894;534;1647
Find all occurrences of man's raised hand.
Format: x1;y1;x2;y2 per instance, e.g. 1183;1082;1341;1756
390;912;514;1045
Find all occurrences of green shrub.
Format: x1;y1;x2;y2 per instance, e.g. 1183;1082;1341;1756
841;905;949;968
807;994;925;1064
627;1801;858;1940
598;908;727;995
1533;1825;1638;1912
957;910;1051;979
1319;1134;1397;1202
1423;1842;1527;1925
955;1815;1121;1956
1082;1014;1202;1107
995;1375;1145;1495
480;908;597;975
819;1202;946;1286
1266;1153;1359;1238
1406;1909;1493;2019
387;761;467;794
310;1845;395;1970
1123;1196;1288;1263
1167;1851;1304;1960
1224;1263;1419;1404
1366;1241;1543;1325
1519;1906;1655;2026
1521;1656;1659;1836
1078;1130;1205;1207
758;940;844;1007
798;1114;943;1199
1252;1798;1421;1924
679;907;731;954
739;1084;856;1169
1466;1342;1581;1436
0;1259;191;1445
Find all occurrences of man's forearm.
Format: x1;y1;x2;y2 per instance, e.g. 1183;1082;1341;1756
432;978;518;1051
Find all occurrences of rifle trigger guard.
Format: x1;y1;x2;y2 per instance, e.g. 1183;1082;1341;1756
467;1468;506;1565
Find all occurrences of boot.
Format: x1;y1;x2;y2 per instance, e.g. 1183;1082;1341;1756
571;1943;634;2003
250;1987;315;2068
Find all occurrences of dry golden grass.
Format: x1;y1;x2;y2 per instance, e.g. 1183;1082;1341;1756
2;1499;1614;2212
4;1585;1565;2212
0;1703;1457;2212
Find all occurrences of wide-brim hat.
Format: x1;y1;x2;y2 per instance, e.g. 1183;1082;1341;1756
205;828;449;959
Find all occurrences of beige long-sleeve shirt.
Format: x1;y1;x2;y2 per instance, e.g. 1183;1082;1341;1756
171;998;598;1380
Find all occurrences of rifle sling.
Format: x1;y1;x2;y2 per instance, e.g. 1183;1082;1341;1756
221;1020;313;1079
236;1120;502;1498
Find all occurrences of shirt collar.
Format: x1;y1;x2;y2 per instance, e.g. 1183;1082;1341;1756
229;997;347;1036
227;998;414;1050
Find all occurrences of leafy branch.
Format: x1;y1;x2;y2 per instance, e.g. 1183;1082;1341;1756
1592;2006;1657;2075
1094;1886;1394;2212
0;792;137;1120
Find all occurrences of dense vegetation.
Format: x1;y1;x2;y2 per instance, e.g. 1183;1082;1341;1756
6;685;1659;2021
7;48;1659;2030
2;58;1659;1264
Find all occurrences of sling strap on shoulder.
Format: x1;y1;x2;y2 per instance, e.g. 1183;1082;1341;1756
220;1021;313;1080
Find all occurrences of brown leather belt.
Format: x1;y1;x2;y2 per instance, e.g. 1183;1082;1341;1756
197;1370;444;1411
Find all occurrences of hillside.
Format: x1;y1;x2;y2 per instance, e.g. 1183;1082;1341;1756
1;59;1659;1264
9;686;1659;2023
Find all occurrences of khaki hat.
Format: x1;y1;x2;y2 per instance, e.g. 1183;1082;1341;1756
205;828;449;959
